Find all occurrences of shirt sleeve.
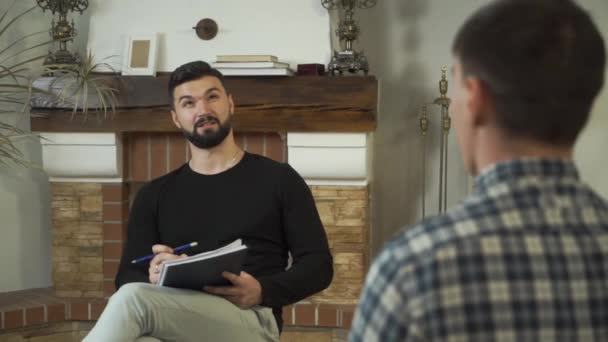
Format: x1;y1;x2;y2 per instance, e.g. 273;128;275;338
115;182;161;288
257;163;334;308
349;247;412;342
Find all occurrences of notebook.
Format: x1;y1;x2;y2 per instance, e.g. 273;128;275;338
158;239;248;290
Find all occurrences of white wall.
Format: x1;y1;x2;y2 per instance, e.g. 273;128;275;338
1;3;46;292
357;0;608;255
86;0;331;71
575;0;608;199
0;0;90;292
0;146;52;292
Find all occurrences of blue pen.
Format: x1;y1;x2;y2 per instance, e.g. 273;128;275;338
130;242;199;264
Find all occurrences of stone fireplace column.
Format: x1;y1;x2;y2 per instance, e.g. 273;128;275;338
287;133;370;305
40;131;371;306
41;133;128;299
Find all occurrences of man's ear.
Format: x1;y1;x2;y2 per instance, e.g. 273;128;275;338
466;76;490;127
170;109;182;129
228;94;235;115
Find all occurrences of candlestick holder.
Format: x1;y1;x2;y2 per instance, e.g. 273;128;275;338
37;0;89;65
322;0;377;75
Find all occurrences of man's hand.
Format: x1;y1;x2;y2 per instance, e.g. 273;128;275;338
204;271;263;309
148;244;186;284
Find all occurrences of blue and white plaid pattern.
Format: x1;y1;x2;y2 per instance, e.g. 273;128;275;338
350;159;608;341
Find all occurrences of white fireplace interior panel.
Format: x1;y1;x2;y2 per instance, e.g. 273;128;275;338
288;133;368;185
40;133;122;181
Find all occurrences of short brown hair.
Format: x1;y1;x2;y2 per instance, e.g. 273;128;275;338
452;0;605;145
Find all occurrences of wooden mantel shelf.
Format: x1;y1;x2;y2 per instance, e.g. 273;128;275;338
30;75;377;133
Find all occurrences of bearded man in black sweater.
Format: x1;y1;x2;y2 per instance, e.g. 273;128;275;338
84;61;333;342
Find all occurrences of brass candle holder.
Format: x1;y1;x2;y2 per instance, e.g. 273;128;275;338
322;0;377;75
37;0;89;65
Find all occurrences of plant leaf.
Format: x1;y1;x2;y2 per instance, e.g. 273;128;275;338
0;5;37;39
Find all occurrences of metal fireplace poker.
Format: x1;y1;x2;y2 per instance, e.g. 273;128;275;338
420;67;452;218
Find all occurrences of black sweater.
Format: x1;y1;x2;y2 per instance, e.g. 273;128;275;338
115;152;333;331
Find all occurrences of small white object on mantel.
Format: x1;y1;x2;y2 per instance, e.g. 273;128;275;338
287;133;368;186
39;133;123;182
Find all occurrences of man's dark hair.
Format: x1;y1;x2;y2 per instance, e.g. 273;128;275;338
168;61;227;108
452;0;605;146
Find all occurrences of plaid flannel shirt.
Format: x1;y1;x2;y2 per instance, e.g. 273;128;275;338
350;159;608;342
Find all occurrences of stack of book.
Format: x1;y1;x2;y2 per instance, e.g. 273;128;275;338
212;55;294;76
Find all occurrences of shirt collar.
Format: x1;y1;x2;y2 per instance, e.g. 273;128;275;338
474;158;579;195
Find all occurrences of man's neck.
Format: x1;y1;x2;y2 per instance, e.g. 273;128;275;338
188;137;243;175
474;134;573;175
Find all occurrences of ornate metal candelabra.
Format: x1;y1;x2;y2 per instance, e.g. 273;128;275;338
37;0;89;65
420;67;452;217
322;0;377;75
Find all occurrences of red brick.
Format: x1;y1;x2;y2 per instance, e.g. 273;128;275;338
104;280;116;297
25;306;44;326
4;309;23;329
103;261;120;279
71;302;89;320
342;310;354;329
265;133;285;162
150;134;168;179
122;133;130;179
169;133;187;171
282;305;293;326
90;300;107;320
103;203;128;222
47;303;65;323
317;305;338;327
103;242;124;259
294;304;315;326
245;133;264;155
102;184;128;203
131;133;150;182
234;133;245;150
104;222;127;241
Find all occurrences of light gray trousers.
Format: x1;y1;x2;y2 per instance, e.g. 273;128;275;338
83;282;279;342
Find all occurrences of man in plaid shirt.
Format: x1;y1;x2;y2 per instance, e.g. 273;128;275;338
350;0;607;341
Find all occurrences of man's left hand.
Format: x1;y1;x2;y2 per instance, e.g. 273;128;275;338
204;271;263;309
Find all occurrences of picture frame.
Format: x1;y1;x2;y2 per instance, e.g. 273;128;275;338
122;33;158;76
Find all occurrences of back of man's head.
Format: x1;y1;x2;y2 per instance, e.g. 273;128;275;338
452;0;605;146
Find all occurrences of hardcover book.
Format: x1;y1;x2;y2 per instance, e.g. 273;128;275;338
216;55;278;63
297;63;325;76
212;61;289;69
216;68;294;76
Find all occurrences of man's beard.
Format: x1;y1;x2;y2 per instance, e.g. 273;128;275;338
182;114;232;149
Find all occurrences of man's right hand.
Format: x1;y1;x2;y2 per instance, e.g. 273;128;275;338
148;244;187;284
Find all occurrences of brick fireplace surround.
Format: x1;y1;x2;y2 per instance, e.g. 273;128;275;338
0;76;375;341
0;133;369;341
